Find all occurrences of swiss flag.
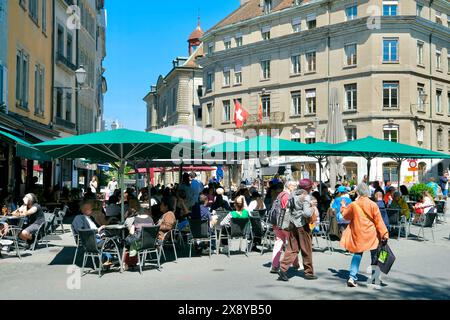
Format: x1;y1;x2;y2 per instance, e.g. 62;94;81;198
234;99;248;128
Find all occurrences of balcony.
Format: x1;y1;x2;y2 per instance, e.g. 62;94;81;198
55;116;76;131
246;111;285;127
56;52;77;71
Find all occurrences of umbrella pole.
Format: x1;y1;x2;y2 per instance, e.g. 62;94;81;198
120;160;125;223
318;157;323;197
366;158;372;185
396;159;402;189
146;159;151;209
179;163;183;184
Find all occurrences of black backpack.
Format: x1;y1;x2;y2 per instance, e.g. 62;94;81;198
269;191;288;227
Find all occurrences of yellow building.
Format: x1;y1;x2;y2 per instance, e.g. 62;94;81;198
7;0;54;132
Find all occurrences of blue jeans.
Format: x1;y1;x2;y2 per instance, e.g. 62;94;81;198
443;189;448;197
349;249;378;281
95;236;112;261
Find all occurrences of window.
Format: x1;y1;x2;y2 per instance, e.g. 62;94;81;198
291;91;301;116
292;137;301;143
382;1;397;16
262;26;271;40
67;33;73;63
436;90;442;113
344;44;357;66
235;34;243;47
306;138;316;144
292;17;301;33
435;11;442;25
261;60;271;79
383;81;399;109
291;55;301;74
436;49;442;70
306;89;316;114
416;3;423;17
34;64;45;115
222;100;230;122
224;37;232;50
234;65;242;85
344;84;357;111
417;41;424;65
66;93;72;121
307;13;316;29
223;68;231;86
383;124;399;142
306;51;316;72
42;0;47;32
345;127;357;141
56;89;63;118
346;6;357;21
417;84;425;112
29;0;39;23
57;25;64;55
206;72;214;91
207;43;214;55
261;95;271;118
264;0;272;14
206;103;213;126
15;49;29;107
383;38;398;62
437;129;443;150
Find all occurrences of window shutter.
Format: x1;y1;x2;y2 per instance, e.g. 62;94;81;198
261;26;271;33
306;13;316;22
292;17;301;25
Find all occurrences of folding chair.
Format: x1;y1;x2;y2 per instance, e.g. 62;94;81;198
249;216;268;255
137;226;161;274
435;200;446;223
71;225;82;265
44;212;56;236
3;226;22;259
55;206;68;234
313;220;334;252
187;219;212;258
218;218;250;258
386;208;401;239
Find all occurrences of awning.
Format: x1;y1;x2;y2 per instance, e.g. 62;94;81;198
0;130;52;161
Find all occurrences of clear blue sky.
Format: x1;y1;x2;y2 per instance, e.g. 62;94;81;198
103;0;239;131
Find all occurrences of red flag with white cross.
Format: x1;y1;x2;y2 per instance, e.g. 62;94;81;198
234;99;248;129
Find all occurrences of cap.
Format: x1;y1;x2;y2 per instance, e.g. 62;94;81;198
298;179;313;191
337;186;348;193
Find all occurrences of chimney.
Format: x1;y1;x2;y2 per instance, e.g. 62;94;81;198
240;0;250;6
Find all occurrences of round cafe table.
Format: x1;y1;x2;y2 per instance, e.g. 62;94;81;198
103;224;128;273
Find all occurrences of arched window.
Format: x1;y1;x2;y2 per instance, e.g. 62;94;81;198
418;162;427;183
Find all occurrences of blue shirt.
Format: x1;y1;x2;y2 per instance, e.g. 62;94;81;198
376;200;390;228
332;196;352;223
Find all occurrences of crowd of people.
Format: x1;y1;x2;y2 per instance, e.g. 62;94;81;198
1;169;446;287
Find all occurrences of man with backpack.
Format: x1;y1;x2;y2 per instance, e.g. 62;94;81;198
269;181;299;274
278;179;318;281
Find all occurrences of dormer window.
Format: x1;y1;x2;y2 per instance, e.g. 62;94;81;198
264;0;272;14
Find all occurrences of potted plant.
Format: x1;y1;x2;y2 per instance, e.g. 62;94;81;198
408;183;435;202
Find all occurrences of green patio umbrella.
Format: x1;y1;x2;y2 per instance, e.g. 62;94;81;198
318;136;450;185
0;130;52;161
34;128;202;222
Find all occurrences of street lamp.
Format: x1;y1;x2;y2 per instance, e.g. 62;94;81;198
75;65;87;87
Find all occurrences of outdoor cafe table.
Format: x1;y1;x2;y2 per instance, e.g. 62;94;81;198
1;215;24;227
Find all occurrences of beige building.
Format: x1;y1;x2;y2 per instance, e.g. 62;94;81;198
144;22;204;131
199;0;450;184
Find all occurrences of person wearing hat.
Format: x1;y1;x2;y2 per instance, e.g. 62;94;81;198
331;186;353;225
278;179;318;281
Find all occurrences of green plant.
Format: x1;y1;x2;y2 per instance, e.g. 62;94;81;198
409;183;435;201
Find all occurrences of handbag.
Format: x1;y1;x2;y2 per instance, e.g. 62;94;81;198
376;242;396;275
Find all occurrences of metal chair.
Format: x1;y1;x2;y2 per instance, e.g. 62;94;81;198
55;206;68;234
435;200;446;223
159;228;178;262
248;216;268;255
71;225;82;265
386;208;402;239
3;226;23;259
412;211;437;242
137;225;161;274
78;229;122;277
218;218;250;258
187;219;212;258
173;220;186;248
313;220;334;252
44;212;56;236
31;222;48;251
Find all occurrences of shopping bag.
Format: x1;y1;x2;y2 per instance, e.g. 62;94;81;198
377;242;396;275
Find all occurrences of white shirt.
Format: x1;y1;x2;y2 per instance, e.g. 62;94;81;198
247;200;266;213
108;181;118;192
85;216;98;230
